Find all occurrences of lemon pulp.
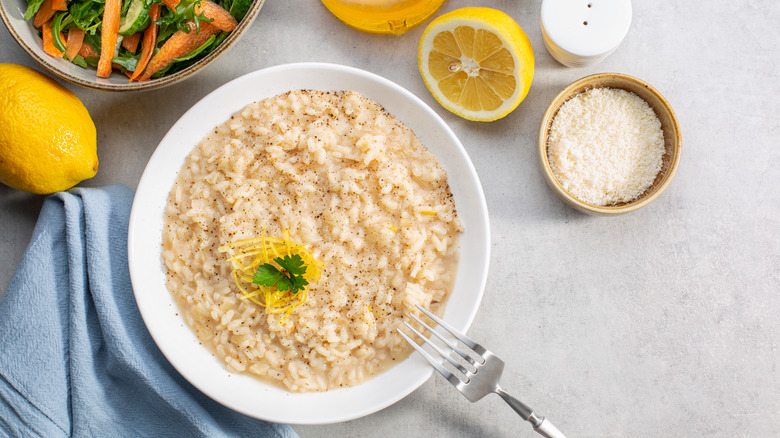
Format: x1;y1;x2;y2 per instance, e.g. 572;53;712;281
418;7;534;121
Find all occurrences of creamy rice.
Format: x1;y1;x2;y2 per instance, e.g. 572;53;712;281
162;90;462;392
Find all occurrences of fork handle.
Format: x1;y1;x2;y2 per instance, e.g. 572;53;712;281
495;389;566;438
496;388;534;419
532;417;566;438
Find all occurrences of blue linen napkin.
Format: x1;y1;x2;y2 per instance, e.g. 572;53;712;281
0;185;298;438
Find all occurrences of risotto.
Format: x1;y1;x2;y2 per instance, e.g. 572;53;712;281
162;90;462;392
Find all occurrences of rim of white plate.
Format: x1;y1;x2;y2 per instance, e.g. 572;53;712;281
127;62;490;425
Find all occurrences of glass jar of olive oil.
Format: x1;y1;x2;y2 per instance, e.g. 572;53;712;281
322;0;446;35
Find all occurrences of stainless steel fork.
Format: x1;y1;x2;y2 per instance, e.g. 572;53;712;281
398;305;566;438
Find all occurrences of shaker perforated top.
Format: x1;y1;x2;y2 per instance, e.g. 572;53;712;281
541;0;632;67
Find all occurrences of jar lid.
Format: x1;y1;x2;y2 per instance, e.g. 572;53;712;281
541;0;632;67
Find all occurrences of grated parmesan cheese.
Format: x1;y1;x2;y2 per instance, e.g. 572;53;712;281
547;87;665;206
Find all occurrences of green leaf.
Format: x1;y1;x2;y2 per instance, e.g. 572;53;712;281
70;54;89;67
208;30;229;49
24;0;46;20
275;255;309;293
83;32;102;55
275;255;307;276
217;0;231;13
252;255;309;294
120;0;132;17
291;275;308;293
50;12;69;53
83;56;100;67
111;51;140;72
227;0;250;21
274;276;294;292
253;264;285;288
155;0;212;38
68;0;105;34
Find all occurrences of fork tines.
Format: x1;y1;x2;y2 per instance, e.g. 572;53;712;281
398;306;567;438
397;305;485;384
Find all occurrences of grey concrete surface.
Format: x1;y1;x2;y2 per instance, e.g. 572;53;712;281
2;1;779;436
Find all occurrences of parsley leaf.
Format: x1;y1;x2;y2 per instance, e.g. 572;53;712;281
253;264;287;290
276;254;307;276
252;254;309;294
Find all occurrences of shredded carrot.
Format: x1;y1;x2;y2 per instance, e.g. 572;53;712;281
218;229;323;319
78;42;99;58
161;0;179;10
64;28;85;60
42;23;64;57
121;32;141;54
33;0;54;28
51;0;67;11
129;3;160;82
138;21;220;81
97;0;121;78
194;0;238;32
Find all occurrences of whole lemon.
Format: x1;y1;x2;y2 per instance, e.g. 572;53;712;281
0;64;98;195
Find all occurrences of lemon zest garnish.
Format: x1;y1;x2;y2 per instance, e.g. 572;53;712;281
387;225;397;232
218;229;323;320
420;210;437;216
283;229;292;256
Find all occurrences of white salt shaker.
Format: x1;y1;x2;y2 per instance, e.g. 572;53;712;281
540;0;632;68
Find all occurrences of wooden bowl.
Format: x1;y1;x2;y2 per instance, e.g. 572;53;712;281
538;73;682;215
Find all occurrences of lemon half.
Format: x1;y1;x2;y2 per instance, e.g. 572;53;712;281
418;7;534;122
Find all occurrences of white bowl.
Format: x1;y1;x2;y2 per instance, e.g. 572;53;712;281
127;62;490;424
0;0;264;91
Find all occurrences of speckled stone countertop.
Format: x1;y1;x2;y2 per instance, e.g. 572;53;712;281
1;1;779;436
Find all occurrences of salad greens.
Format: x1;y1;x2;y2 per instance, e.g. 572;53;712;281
68;0;105;34
25;0;251;80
